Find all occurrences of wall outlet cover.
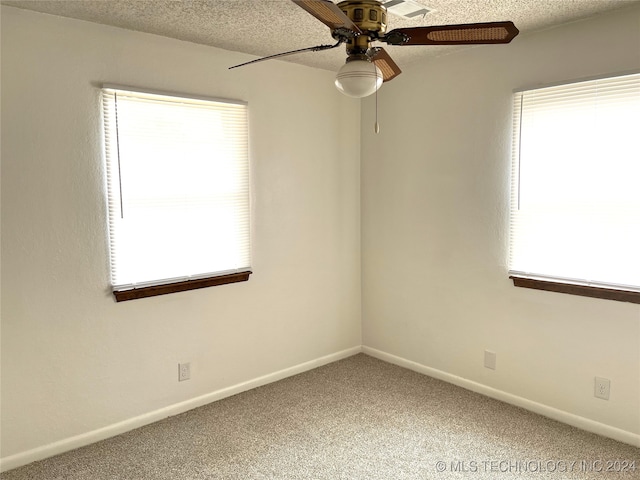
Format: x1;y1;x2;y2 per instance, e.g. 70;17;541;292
484;350;497;370
178;362;191;382
594;376;610;400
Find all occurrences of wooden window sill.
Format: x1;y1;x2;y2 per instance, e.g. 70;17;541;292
113;271;252;302
509;276;640;305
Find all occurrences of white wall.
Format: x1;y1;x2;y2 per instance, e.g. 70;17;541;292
0;6;361;464
362;4;640;440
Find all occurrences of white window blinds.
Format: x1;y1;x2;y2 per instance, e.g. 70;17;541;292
509;73;640;291
101;87;250;290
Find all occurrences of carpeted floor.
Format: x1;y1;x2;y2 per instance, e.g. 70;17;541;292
2;354;638;479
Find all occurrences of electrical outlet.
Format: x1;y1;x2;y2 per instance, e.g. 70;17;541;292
178;362;191;382
484;350;496;370
594;377;610;400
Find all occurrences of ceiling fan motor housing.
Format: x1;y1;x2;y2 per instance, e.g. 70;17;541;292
336;0;388;55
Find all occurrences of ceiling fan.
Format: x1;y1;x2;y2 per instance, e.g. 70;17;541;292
230;0;519;98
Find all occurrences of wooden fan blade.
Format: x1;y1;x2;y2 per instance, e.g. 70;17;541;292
371;48;402;82
292;0;361;34
384;21;519;46
229;40;343;69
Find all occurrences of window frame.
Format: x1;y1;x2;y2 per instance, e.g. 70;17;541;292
101;85;252;302
509;275;640;304
508;72;640;304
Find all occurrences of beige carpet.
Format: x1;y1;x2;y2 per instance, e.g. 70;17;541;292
2;354;638;479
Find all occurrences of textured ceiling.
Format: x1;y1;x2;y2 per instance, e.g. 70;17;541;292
3;0;639;72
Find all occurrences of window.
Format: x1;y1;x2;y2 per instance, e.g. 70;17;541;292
509;73;640;303
101;87;251;301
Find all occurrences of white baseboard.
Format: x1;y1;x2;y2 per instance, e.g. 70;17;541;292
4;344;637;473
362;345;640;448
0;346;362;473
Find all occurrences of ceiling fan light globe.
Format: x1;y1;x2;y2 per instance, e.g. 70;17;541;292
335;60;383;98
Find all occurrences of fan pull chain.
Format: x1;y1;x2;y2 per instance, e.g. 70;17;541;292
374;64;380;134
